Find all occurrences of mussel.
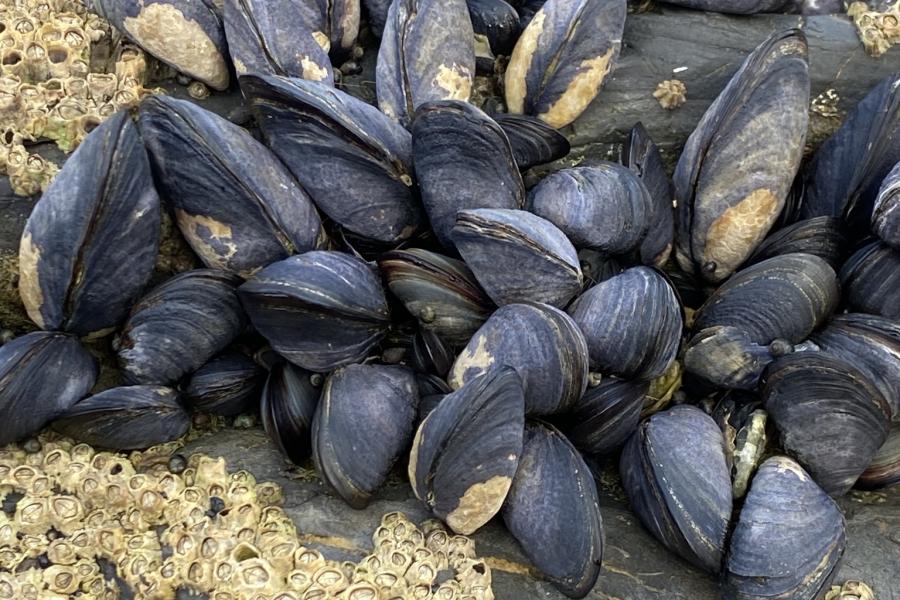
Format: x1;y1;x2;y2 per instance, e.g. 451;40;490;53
559;377;649;456
873;161;900;249
683;326;778;391
467;0;521;58
183;352;265;416
19;110;160;337
839;240;900;320
493;113;571;171
742;216;847;270
857;424;900;490
260;362;321;465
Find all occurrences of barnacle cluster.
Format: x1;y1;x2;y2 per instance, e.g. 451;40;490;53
652;79;687;110
825;580;876;600
849;1;900;57
0;0;159;196
0;431;494;599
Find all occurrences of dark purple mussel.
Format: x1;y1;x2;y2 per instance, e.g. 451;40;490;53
183;352;265;416
724;456;845;599
412;101;525;249
505;0;625;128
857;424;900;490
674;29;809;283
139;95;325;277
502;421;604;599
19;110;159;338
494;113;570;171
762;352;892;496
742;216;847;270
559;377;649;456
261;362;321;465
52;385;190;450
378;248;494;347
409;367;524;534
312;364;418;509
115;269;247;385
449;302;588;415
243;75;422;245
0;332;97;445
411;329;454;379
238;251;390;372
620;405;732;574
840;240;900;320
528;163;653;257
452;208;582;308
468;0;520;60
657;0;793;12
377;0;475;126
568;267;682;380
90;0;230;89
873;161;900;249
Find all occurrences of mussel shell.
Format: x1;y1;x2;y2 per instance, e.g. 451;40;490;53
412;101;525;249
742;216;847;270
116;269;247;385
620;404;732;573
52;385;190;450
568;267;682;380
238;251;390;372
528;163;653;257
89;0;230;90
762;352;892;496
411;329;454;379
873;161;900;250
493;113;570;170
449;302;588;415
467;0;520;56
324;0;361;60
657;0;792;12
377;0;475;126
578;249;625;287
684;326;776;390
378;248;493;347
839;240;900;320
183;352;265;416
674;29;809;283
223;0;334;84
243;74;422;245
502;421;603;599
857;424;900;490
260;362;321;465
559;377;649;456
692;253;839;345
0;332;97;445
505;0;625;128
723;456;845;600
452;208;582;308
19;111;159;338
312;365;419;509
409;367;525;534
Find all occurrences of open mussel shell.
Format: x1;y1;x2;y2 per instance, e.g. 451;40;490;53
857;424;900;490
243;74;422;245
52;385;190;450
449;302;588;415
139;95;325;277
762;352;892;496
674;29;809;283
620;404;732;574
260;362;321;465
724;456;845;599
528;163;653;257
19;110;159;338
115;269;247;385
839;240;900;320
90;0;230;90
223;0;333;84
505;0;625;128
312;365;418;509
558;377;649;456
409;367;525;534
412;101;525;249
378;248;493;346
873;161;900;249
238;251;391;373
502;421;604;599
468;0;520;56
0;332;97;445
453;208;582;308
742;216;847;270
684;326;778;390
494;113;570;171
568;267;681;380
183;352;265;416
377;0;475;126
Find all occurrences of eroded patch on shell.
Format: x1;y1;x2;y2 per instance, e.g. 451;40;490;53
703;188;779;281
446;475;512;535
538;48;615;129
505;10;545;114
17;231;44;329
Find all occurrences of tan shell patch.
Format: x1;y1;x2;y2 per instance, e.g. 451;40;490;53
504;10;545;114
176;209;238;272
432;63;473;102
538;47;615;129
17;230;45;329
448;333;495;389
703;188;780;281
299;56;330;82
445;475;513;535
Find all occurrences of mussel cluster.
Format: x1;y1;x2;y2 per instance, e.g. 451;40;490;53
0;0;897;598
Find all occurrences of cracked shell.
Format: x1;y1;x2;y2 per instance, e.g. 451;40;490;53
502;421;603;599
742;216;847;270
52;385;190;450
449;302;588;415
115;269;247;385
0;332;97;445
839;240;900;320
674;29;809;282
19;110;159;338
873;161;900;249
494;113;570;171
409;367;525;535
139;95;325;277
183;352;265;416
312;365;418;509
559;377;649;456
238;251;390;372
504;0;625;128
452;208;582;308
620;404;732;574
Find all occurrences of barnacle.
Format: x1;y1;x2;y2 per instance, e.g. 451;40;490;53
653;79;687;110
849;1;900;57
